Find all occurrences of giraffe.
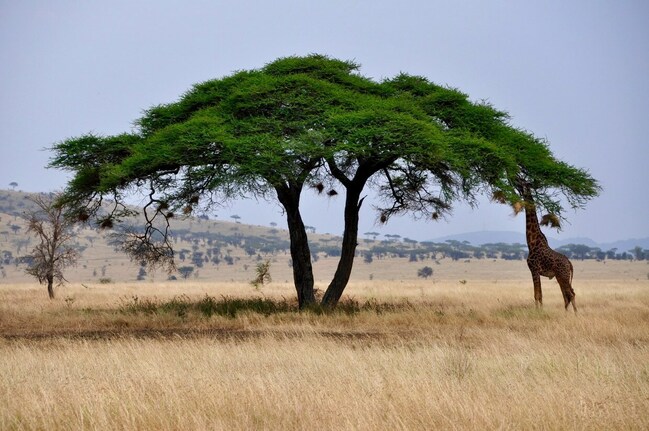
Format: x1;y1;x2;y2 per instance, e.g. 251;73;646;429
519;187;577;312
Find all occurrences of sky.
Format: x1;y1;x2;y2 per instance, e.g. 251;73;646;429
1;0;647;243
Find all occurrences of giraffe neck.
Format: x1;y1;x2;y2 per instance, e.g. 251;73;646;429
525;203;548;251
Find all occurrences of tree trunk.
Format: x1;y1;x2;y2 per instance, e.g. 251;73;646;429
276;186;316;309
47;274;55;299
321;185;364;307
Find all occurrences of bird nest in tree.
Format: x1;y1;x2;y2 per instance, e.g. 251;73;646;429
540;213;561;229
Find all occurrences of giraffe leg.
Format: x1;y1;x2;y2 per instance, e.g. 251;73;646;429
531;272;543;308
557;276;577;313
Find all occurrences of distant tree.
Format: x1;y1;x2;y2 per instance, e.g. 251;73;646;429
9;182;18;190
231;215;241;223
2;250;13;265
557;244;596;260
137;266;147;281
403;238;418;247
14;238;31;254
630;246;646;261
178;266;194;279
619;252;631;260
417;266;434;279
594;249;606;261
251;260;272;288
23;194;78;299
10;224;21;235
364;252;373;264
364;232;380;241
191;251;204;268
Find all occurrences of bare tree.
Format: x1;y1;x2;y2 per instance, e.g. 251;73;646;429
24;194;77;299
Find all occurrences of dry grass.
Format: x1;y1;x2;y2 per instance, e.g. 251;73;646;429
1;260;649;430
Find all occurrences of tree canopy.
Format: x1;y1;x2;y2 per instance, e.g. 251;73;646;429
50;54;599;307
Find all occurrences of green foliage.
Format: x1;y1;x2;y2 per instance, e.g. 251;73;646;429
118;294;294;318
303;298;415;316
50;54;548;218
380;73;600;214
118;295;159;315
250;259;272;289
114;293;415;319
53;54;599;214
197;296;291;318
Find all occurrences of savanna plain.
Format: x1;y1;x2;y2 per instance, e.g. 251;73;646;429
1;260;648;430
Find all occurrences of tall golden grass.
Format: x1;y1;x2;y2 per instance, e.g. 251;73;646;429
1;260;648;430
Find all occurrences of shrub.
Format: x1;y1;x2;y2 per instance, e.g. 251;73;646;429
251;260;272;288
417;266;433;279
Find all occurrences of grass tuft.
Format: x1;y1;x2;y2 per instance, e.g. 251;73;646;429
116;295;420;320
494;305;551;321
198;296;294;318
118;294;297;318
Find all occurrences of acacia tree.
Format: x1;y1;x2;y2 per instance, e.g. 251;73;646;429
23;194;78;299
49;55;599;308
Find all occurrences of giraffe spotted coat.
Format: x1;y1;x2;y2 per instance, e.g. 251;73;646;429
524;204;577;312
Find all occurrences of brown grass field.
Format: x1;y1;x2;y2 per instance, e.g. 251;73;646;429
1;259;648;430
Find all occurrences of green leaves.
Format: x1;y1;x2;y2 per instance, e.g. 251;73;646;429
50;54;600;230
49;133;140;170
383;74;600;213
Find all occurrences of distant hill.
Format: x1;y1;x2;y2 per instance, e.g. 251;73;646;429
430;230;649;251
430;231;527;246
0;189;300;283
1;189;646;285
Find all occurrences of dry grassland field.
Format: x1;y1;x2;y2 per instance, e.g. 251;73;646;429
1;259;649;430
